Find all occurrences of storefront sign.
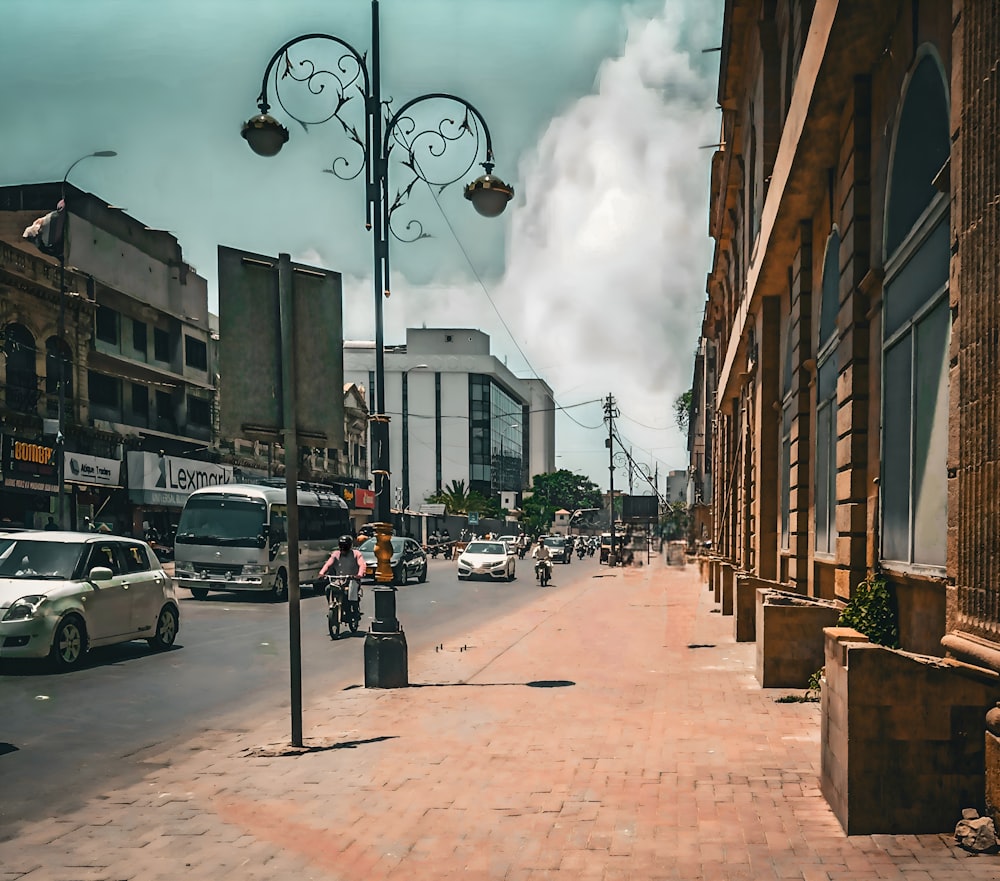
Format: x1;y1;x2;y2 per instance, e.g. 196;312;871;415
64;451;121;487
1;434;58;493
126;451;233;507
354;488;375;510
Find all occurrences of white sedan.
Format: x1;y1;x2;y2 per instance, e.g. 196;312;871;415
0;532;179;670
456;540;516;582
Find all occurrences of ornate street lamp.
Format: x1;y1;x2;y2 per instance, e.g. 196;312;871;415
56;151;117;529
243;0;513;688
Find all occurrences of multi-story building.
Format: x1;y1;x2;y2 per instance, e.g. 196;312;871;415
1;184;371;539
694;0;1000;833
344;327;555;514
0;183;219;536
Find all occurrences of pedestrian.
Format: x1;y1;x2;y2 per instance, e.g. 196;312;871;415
44;516;58;531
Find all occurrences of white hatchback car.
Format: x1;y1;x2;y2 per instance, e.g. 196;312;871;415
0;532;179;670
456;540;516;582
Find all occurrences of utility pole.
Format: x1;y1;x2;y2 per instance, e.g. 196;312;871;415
603;393;619;565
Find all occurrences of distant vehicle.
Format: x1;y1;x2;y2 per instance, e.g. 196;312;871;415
0;532;179;670
495;535;518;552
542;535;572;564
173;482;351;602
456;540;516;582
599;533;613;564
357;537;428;585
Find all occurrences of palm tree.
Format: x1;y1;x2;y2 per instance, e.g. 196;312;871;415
427;479;472;514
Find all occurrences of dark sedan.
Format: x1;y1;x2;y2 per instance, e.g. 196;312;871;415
357;537;428;585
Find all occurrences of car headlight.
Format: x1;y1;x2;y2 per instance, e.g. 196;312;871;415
241;564;267;576
491;560;506;569
457;557;469;566
3;595;47;622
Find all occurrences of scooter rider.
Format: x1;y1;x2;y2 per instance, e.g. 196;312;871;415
320;536;367;623
532;539;552;581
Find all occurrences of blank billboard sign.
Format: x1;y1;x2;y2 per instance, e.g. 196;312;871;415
218;245;344;447
622;495;658;521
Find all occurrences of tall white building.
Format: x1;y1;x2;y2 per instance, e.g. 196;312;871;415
344;328;555;511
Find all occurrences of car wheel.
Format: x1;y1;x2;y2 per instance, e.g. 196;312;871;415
392;565;405;586
507;566;515;582
417;562;427;583
50;615;86;671
271;569;289;602
190;587;209;600
147;606;178;650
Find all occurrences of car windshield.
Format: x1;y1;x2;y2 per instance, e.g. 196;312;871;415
359;538;405;553
465;542;504;555
0;539;86;579
175;497;267;547
543;537;565;547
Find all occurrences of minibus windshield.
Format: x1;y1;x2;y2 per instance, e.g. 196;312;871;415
175;496;267;547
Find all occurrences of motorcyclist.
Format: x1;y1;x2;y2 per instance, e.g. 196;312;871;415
320;536;367;624
532;540;552;582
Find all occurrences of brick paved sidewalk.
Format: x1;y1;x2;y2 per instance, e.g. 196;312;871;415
2;557;997;880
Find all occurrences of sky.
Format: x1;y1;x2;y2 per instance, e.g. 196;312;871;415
2;0;723;496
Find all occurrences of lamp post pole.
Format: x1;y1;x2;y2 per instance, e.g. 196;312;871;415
243;0;512;688
56;151;116;529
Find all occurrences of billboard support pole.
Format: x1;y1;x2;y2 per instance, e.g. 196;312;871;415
278;253;303;748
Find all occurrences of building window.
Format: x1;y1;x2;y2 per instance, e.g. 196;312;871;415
780;304;794;551
132;319;147;359
153;328;170;363
4;324;38;413
815;228;840;557
132;384;149;422
88;371;121;420
95;306;119;346
880;52;950;569
155;390;175;433
184;335;208;371
187;396;211;427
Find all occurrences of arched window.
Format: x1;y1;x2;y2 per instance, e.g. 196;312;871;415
45;337;73;418
3;324;38;413
815;227;840;556
881;51;950;568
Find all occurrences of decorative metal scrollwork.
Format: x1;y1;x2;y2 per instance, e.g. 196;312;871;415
256;36;494;244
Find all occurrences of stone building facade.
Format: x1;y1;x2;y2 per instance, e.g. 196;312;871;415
694;0;1000;831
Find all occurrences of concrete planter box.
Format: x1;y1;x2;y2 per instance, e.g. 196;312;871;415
821;627;1000;834
735;575;795;642
755;589;843;688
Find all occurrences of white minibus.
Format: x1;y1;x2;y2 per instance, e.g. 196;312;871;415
172;481;351;601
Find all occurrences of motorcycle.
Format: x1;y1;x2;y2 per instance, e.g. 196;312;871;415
535;557;552;587
517;542;529;559
576;543;586;560
325;575;363;639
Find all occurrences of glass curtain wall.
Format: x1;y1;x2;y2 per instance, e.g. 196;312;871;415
469;374;524;498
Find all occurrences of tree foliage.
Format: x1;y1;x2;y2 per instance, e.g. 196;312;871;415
673;389;693;436
520;470;603;537
425;479;500;518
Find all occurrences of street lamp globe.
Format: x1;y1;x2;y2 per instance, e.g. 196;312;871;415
241;113;290;157
464;164;514;218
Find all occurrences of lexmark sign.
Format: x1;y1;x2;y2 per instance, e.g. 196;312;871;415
126;452;233;506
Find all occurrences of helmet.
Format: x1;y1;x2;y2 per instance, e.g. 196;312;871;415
338;535;353;551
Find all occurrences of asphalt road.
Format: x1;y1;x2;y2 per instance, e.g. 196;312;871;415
0;552;596;836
